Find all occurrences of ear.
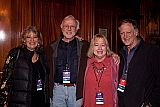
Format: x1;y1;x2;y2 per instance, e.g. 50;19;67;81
135;29;139;36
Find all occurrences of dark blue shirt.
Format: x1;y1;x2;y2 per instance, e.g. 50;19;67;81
54;38;78;84
122;39;141;74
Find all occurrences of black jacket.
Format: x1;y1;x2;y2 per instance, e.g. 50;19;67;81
118;38;160;107
0;47;49;107
45;37;90;100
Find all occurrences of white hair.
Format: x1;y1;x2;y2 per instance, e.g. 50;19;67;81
60;15;80;30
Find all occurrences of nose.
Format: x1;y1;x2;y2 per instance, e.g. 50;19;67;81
98;45;102;50
122;32;129;38
30;37;35;42
67;26;72;30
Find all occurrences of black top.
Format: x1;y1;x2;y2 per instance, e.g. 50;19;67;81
54;38;78;84
23;48;45;107
32;59;45;107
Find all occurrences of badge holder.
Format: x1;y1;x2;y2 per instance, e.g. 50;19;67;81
63;64;70;83
37;79;42;91
96;91;104;104
117;74;127;92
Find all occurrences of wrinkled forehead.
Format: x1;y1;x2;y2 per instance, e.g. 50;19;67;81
63;18;77;25
119;23;134;30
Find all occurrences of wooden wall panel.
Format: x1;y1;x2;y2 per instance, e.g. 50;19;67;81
1;0;159;79
75;0;95;41
11;0;32;48
0;0;95;77
0;0;32;78
95;9;113;50
140;0;160;47
32;0;77;46
0;0;11;76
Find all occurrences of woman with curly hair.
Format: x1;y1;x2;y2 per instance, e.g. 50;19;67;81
0;26;49;107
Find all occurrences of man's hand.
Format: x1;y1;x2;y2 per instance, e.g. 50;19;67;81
75;35;84;41
141;102;152;107
112;53;120;65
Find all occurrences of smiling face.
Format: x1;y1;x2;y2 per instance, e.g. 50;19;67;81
119;22;138;51
93;38;107;62
25;32;39;51
61;18;78;42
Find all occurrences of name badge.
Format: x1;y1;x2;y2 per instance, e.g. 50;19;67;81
117;78;126;92
96;91;104;104
37;79;42;91
63;72;70;83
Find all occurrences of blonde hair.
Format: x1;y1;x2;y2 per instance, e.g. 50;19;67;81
87;34;113;58
21;26;43;50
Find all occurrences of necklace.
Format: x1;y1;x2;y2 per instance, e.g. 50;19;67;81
92;62;105;74
92;62;106;87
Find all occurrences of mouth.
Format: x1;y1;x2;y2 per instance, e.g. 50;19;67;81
97;51;103;54
124;38;129;41
66;31;73;34
29;42;37;46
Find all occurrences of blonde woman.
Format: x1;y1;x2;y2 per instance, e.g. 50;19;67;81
83;34;119;107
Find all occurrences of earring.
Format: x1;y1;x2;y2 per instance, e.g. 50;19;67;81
23;41;26;45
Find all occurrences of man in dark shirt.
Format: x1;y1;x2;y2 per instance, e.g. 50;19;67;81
47;15;90;107
117;19;160;107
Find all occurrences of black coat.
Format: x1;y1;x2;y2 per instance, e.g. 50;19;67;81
118;39;160;107
0;47;49;107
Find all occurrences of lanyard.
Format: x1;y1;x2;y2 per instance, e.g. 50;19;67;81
92;62;105;87
122;51;133;79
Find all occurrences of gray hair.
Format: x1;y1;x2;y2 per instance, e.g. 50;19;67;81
60;15;80;30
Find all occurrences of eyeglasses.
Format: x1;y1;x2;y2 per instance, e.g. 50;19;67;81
63;25;76;30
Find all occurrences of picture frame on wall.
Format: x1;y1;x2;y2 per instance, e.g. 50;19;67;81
99;28;107;37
